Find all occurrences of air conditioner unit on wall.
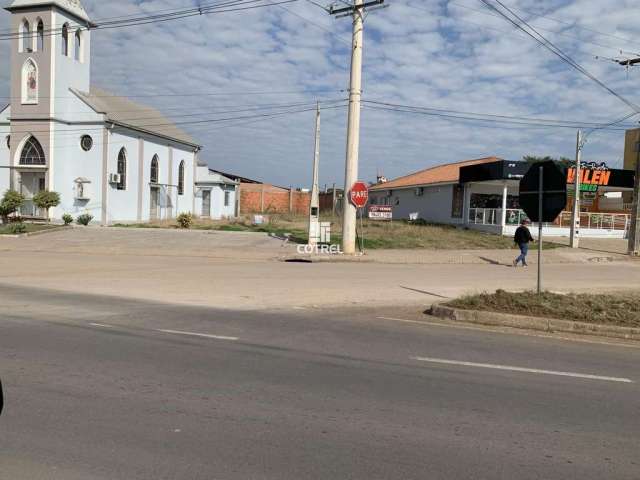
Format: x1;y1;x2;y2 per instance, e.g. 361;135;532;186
108;173;121;184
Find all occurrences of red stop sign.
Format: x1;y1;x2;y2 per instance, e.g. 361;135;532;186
350;181;369;208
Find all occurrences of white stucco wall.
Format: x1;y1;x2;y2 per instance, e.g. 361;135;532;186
370;183;464;224
106;131;141;223
0;106;10;195
52;9;91;117
172;146;195;217
51;122;103;222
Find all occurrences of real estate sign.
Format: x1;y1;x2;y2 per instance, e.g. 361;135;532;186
369;205;393;220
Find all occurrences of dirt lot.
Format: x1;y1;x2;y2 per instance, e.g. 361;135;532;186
0;227;639;312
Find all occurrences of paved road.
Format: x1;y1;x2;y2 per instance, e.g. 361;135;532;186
1;285;639;479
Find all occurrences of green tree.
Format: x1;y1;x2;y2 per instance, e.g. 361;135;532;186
522;155;573;167
32;190;61;222
0;190;25;224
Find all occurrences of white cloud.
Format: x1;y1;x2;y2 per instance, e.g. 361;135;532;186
1;0;640;187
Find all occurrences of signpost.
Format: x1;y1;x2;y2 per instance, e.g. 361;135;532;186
368;205;392;220
349;182;369;253
519;161;567;294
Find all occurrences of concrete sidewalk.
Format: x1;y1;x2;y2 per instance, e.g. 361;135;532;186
1;228;639;311
2;227;628;265
290;246;626;265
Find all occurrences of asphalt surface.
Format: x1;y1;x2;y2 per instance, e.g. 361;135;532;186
1;285;639;479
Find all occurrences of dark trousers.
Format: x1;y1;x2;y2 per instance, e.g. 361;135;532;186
515;243;529;265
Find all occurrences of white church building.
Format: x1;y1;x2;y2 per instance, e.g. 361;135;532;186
0;0;230;224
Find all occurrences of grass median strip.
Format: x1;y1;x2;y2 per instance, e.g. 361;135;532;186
447;290;640;328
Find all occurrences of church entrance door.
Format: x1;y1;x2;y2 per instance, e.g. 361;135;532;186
19;171;46;218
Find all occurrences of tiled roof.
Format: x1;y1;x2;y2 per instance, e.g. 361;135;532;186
370;157;501;191
72;87;199;148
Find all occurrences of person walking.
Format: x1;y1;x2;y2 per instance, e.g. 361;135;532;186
513;219;534;267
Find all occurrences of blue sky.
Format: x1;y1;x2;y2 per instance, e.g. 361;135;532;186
2;0;640;188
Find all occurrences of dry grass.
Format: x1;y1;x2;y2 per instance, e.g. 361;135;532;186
113;214;554;250
447;289;640;328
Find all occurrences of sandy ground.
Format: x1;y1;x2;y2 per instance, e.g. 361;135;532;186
0;227;638;311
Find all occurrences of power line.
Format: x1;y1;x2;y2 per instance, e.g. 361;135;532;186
277;5;351;44
362;99;638;131
405;0;633;55
4;99;341;116
0;0;298;40
477;0;640;115
487;0;639;47
0;88;343;100
6;101;349;138
440;0;640;52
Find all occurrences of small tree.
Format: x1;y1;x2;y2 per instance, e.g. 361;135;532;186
0;190;25;224
32;190;61;222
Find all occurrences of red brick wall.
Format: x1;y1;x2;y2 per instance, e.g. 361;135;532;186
240;183;310;214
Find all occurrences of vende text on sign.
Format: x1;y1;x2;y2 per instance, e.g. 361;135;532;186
368;205;393;220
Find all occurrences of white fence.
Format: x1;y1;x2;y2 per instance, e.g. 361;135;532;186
468;208;630;232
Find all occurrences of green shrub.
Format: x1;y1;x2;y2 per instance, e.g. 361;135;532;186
8;223;27;234
176;212;194;229
76;213;93;226
0;190;25;224
62;213;73;225
33;190;61;222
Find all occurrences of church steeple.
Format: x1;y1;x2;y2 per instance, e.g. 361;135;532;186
6;0;93;117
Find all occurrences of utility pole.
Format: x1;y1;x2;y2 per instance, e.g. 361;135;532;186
570;130;582;248
628;138;640;255
308;103;321;246
330;0;386;255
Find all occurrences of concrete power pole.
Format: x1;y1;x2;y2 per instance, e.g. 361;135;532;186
308;103;321;246
569;130;582;248
330;0;386;255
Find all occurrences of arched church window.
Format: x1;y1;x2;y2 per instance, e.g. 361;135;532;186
20;19;30;53
22;59;38;104
19;136;45;165
178;161;185;195
37;20;44;52
74;30;82;62
150;155;159;184
117;148;127;191
61;23;69;56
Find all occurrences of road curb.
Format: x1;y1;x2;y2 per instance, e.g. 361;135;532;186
427;304;640;341
0;224;71;238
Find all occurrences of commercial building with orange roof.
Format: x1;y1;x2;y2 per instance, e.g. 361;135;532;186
369;157;635;238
